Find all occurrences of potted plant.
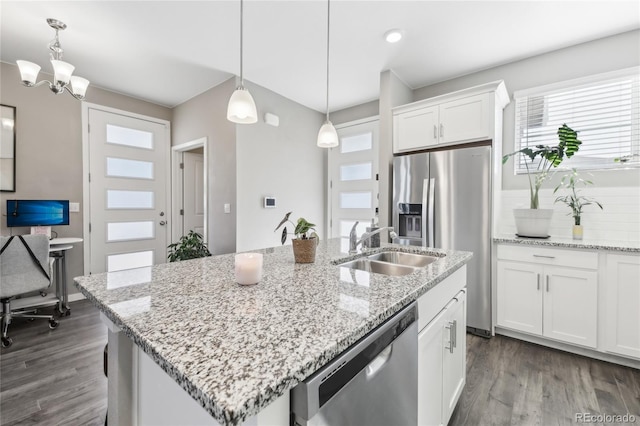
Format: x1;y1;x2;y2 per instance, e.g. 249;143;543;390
502;123;582;237
554;168;603;240
167;231;212;262
274;212;319;263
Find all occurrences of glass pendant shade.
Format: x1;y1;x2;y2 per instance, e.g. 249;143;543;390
317;119;339;148
51;60;74;85
70;76;90;98
227;87;258;124
16;60;41;86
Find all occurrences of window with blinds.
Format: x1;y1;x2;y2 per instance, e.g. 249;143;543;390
513;67;639;173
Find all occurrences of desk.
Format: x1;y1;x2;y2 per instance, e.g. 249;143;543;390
49;237;82;316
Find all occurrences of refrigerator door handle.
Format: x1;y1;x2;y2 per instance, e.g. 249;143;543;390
422;178;435;247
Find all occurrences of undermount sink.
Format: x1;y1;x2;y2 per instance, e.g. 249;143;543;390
339;259;417;276
367;251;440;268
338;251;443;277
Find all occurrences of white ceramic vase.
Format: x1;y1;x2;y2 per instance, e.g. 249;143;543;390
513;208;553;238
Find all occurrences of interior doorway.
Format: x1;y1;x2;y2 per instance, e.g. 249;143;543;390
171;137;208;245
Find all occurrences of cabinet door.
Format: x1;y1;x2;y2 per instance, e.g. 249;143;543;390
605;254;640;359
418;309;446;426
439;93;491;145
542;266;598;348
394;106;439;153
497;261;543;335
442;291;466;425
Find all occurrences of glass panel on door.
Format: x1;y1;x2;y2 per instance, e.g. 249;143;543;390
107;124;154;149
107;190;155;209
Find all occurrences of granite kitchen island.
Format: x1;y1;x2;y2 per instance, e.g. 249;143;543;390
75;239;472;425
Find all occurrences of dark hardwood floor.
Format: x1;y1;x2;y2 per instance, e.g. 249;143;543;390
450;334;640;426
0;300;107;426
1;300;639;425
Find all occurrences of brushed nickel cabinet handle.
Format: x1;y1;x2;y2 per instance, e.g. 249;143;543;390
533;254;555;259
546;275;550;292
440;123;444;138
537;273;540;290
433;125;437;139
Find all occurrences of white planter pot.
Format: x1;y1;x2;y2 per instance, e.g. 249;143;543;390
573;225;584;240
513;209;553;238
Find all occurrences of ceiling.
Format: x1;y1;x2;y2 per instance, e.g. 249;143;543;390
1;1;639;112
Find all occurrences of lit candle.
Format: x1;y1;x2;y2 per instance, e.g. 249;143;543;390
234;253;263;285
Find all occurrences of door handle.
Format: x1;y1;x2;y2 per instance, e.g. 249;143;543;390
445;321;454;354
533;254;555;259
159;221;167;226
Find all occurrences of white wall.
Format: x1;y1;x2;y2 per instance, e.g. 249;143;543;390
235;81;325;252
412;30;640;191
172;78;237;255
498;187;640;242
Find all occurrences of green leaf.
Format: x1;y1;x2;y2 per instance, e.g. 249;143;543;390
274;212;292;232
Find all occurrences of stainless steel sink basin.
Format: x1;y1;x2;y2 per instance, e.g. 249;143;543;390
339;259;417;276
367;251;440;268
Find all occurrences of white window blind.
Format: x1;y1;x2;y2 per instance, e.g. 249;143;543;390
514;67;639;173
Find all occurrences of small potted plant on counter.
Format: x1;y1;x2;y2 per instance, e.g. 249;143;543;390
554;168;603;240
167;230;212;262
502;123;582;238
274;212;319;263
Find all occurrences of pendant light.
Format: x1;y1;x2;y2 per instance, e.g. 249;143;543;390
317;0;339;148
17;18;90;100
227;0;258;124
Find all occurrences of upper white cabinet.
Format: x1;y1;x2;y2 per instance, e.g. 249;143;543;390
496;244;598;348
604;253;640;359
393;81;508;154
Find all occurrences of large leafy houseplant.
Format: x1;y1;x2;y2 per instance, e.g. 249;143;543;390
503;124;582;209
167;231;212;262
274;212;319;263
554;168;603;226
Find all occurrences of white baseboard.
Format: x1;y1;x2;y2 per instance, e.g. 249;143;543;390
68;292;86;303
495;327;640;369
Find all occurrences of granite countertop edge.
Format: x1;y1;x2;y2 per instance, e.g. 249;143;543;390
75;243;472;425
493;235;640;253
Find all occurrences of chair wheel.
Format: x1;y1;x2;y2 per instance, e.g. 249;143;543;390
1;337;12;348
49;320;59;329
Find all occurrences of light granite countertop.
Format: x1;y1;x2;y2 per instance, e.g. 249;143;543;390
74;238;472;425
494;234;640;253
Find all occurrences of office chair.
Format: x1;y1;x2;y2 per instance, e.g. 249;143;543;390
0;234;59;348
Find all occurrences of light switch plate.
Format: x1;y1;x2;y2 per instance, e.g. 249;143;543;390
69;202;80;212
224;203;231;214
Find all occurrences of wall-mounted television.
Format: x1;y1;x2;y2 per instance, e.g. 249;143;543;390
6;200;70;227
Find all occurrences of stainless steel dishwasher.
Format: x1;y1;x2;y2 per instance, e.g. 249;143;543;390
291;302;418;426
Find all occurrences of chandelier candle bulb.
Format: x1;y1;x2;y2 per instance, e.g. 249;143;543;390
235;253;263;285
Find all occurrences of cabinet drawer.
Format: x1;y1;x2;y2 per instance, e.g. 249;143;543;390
496;244;597;270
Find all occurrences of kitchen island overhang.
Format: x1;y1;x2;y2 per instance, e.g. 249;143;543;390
75;239;472;425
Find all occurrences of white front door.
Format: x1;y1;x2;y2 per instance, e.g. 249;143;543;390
329;118;379;249
87;107;170;274
182;151;205;237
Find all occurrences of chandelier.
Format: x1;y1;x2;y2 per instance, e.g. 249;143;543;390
16;18;90;100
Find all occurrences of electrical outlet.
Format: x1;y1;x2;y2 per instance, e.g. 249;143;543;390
69;202;80;212
224;203;231;214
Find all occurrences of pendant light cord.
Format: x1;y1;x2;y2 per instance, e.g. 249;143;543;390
240;0;244;87
325;0;331;121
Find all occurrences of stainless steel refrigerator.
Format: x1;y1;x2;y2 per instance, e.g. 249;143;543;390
392;143;492;336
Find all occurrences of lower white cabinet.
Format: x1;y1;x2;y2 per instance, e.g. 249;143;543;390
496;245;598;348
604;253;640;359
418;290;466;426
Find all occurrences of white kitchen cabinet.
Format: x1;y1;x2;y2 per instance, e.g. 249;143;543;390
496;245;598;348
418;289;466;426
392;81;509;154
604;253;640;359
394;105;439;152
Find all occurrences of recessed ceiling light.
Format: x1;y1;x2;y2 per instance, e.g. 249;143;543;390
385;29;403;43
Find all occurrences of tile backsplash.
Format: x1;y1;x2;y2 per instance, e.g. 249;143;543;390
497;187;640;242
